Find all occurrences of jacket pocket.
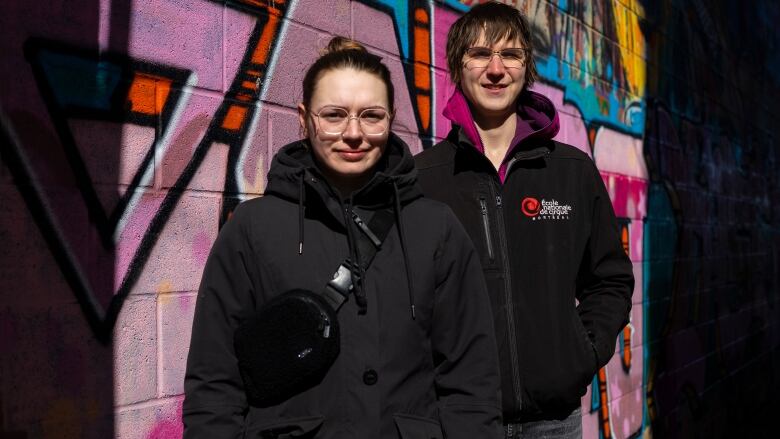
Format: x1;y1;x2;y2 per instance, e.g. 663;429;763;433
572;311;598;379
244;415;324;438
393;413;443;439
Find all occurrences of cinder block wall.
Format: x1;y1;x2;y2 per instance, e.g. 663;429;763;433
1;1;778;438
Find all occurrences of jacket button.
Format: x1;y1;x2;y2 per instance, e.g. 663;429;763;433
362;369;378;386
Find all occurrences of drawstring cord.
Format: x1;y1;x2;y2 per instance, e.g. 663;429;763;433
393;180;416;320
298;173;305;255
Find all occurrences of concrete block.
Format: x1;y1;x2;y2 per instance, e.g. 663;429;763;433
159;90;224;192
432;70;454;140
59;120;154;190
293;0;350;38
130;193;221;296
593;128;648;179
115;397;183;439
605;345;644;400
396;131;422;156
113;295;157;406
160;293;197;396
224;5;259;94
432;3;459;67
600;172;648;220
128;0;224;92
0;303;113;439
352;1;400;56
263;22;323;109
238;108;270;195
380;56;417;135
605;387;645;438
629;220;644;262
269;108;302;166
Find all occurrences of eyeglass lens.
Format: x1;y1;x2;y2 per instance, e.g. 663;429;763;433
465;47;527;69
316;107;389;136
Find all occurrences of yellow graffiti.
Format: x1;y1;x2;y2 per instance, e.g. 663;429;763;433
157;280;175;306
157;279;174;294
244;154;266;195
612;0;646;98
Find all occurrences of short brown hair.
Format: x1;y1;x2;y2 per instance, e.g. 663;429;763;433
446;1;538;88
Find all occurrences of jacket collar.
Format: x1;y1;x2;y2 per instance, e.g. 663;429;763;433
442;88;560;181
265;133;422;217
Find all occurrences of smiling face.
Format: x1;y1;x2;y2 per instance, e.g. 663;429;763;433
298;68;390;193
459;35;527;124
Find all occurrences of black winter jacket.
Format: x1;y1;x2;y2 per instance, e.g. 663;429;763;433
183;135;502;438
414;90;634;421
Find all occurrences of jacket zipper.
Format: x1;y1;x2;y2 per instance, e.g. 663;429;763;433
494;191;523;411
479;197;495;261
464;140;548;413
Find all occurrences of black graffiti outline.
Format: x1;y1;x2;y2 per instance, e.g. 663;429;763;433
8;39;193;342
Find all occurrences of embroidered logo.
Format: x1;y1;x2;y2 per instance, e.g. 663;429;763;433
523;197;572;220
521;197;541;217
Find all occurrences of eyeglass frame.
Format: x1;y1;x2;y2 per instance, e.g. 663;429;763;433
309;105;392;137
462;47;531;70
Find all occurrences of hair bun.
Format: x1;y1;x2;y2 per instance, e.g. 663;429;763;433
321;36;367;56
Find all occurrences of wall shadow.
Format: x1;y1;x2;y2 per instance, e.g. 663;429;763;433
638;0;780;437
0;0;131;437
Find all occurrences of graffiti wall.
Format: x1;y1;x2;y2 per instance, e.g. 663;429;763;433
1;0;778;438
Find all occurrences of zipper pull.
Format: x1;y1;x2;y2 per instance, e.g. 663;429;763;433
480;197;488;215
319;311;331;338
496;195;503;208
352;211;382;247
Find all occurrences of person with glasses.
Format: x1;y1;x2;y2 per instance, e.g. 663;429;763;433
415;2;634;438
183;36;502;438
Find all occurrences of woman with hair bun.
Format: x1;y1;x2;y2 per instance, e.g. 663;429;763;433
183;37;502;438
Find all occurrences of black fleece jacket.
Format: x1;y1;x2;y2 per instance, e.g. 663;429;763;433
183;135;502;438
414;91;633;421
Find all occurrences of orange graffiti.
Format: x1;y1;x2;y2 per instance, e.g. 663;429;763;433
412;7;431;132
413;60;430;90
598;367;612;438
222;105;248;131
236;0;286;10
416;95;431;131
622;325;632;369
619;221;632;373
620;223;630;255
127;73;172;116
588;126;597;150
251;12;281;65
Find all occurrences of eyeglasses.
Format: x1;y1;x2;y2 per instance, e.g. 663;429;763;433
463;47;530;70
311;106;390;137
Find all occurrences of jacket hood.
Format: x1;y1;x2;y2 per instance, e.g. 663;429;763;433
442;88;560;182
265;132;422;211
265;133;422;316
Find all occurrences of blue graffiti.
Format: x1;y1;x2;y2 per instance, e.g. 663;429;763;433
36;51;123;111
536;57;645;135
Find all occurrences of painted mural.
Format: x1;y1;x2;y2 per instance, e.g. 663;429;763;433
1;0;778;438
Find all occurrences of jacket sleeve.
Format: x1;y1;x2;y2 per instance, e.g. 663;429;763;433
575;162;635;369
183;204;255;438
432;208;503;438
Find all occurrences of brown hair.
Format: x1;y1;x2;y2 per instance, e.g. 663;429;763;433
446;1;538;88
302;36;395;112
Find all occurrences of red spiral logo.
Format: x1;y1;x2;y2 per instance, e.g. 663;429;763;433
521;197;541;217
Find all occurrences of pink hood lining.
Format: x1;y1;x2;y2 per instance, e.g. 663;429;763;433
442;88;561;182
